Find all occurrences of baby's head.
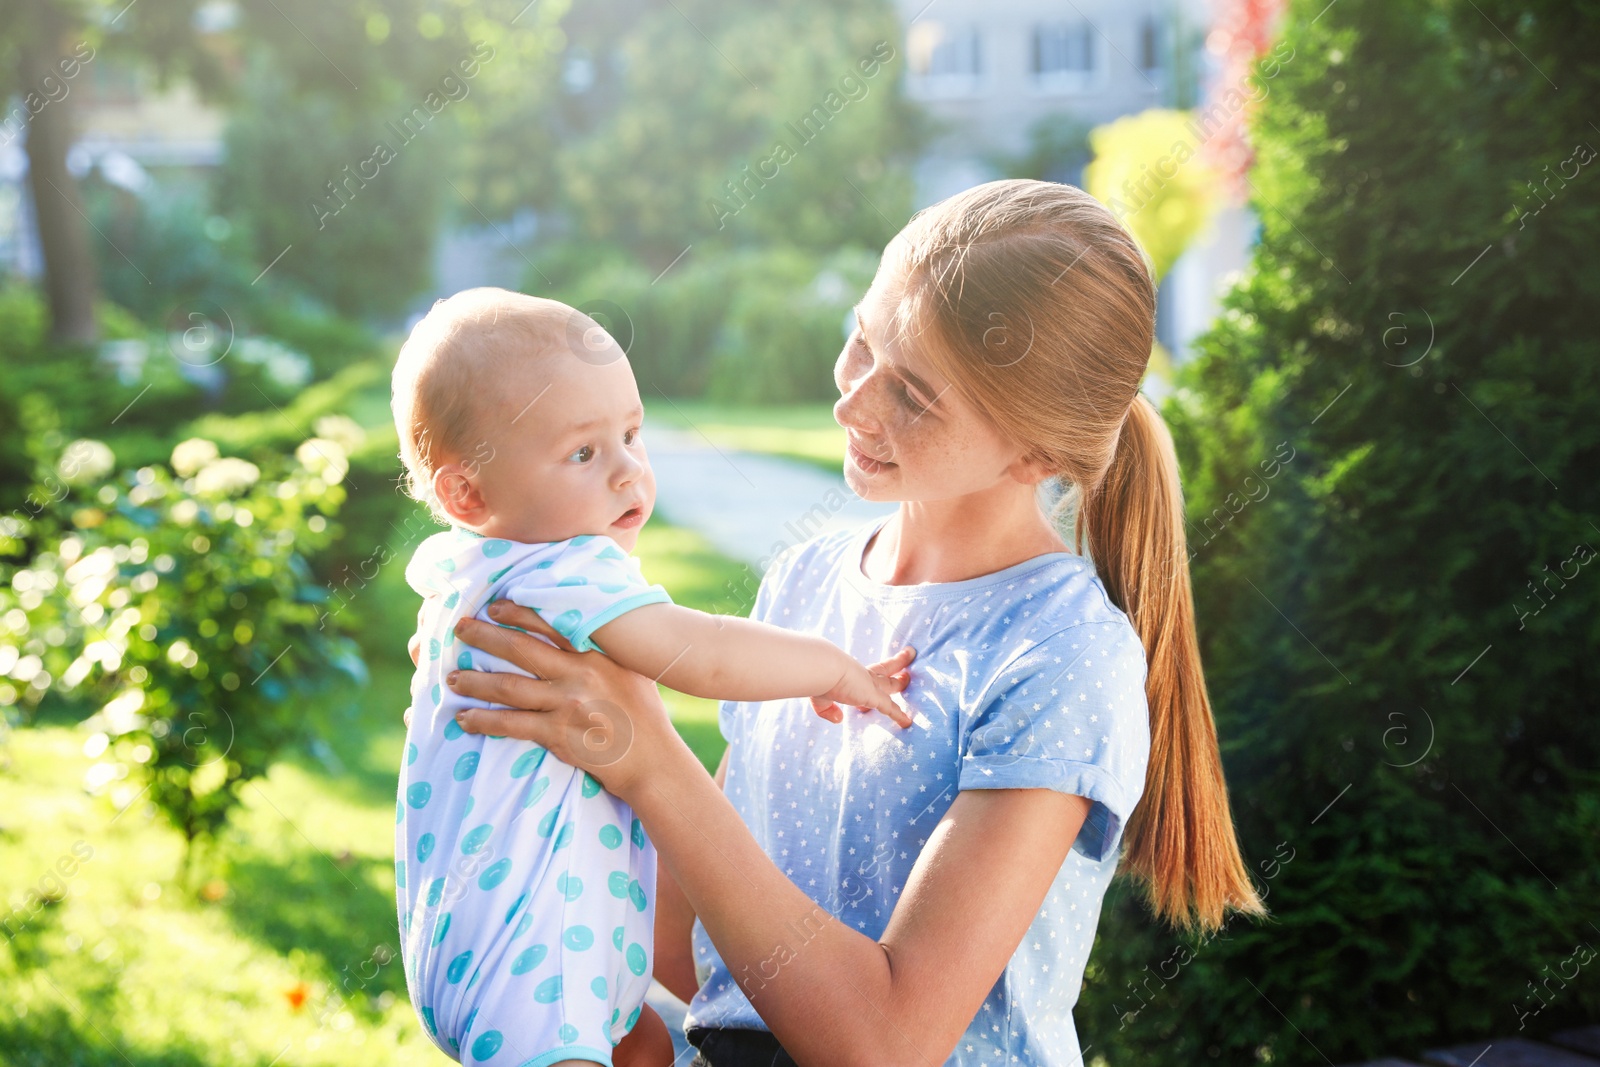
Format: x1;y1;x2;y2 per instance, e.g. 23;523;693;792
392;287;655;551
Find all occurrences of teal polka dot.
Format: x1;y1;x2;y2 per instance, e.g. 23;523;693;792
395;799;404;824
631;818;646;849
466;968;480;992
428;638;440;659
571;535;594;546
488;564;513;583
406;782;432;808
394;860;405;888
447;950;473;983
478;858;511;891
596;544;626;561
482;539;511;557
436;558;456;573
406;743;418;765
457;650;473;671
522;776;549;808
431;684;441;705
558;1023;579;1043
591;976;608;998
580;773;601;798
510;944;547;975
433;912;451;945
557;575;588;587
510;750;544;778
461;796;475;819
443;591;459;609
534;559;554;569
562;925;594;951
417;833;435;864
461;823;492;854
453;751;480;781
598;824;623;849
607;871;630;898
513;911;534;938
555;873;583;901
626;1006;640;1031
444;719;465;741
553;822;576;850
537;807;561;838
533;975;563;1003
504;892;526;924
628;879;647;912
612;925;625;950
426;878;445;906
471;1030;503;1060
596;581;629;594
551;609;583;636
420;1006;437;1035
626;942;648;976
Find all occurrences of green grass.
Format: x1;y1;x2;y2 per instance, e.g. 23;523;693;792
0;514;738;1064
644;399;845;474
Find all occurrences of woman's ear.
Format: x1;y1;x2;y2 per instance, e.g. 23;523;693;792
1007;450;1057;487
432;462;490;527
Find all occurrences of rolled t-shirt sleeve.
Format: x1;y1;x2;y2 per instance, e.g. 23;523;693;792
498;534;671;654
958;621;1151;861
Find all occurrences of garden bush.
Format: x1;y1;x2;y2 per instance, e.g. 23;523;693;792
1079;1;1600;1063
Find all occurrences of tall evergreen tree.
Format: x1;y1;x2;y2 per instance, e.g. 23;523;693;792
1081;1;1600;1062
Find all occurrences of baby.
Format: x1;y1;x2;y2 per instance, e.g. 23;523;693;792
391;288;906;1067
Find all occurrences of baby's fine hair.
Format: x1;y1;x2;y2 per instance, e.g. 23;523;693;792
391;287;577;521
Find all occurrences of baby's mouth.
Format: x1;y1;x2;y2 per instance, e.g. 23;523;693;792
612;504;646;528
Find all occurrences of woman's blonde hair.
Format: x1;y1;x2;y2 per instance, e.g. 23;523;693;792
892;179;1265;933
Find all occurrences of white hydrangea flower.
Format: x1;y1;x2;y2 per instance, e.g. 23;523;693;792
296;438;349;484
194;457;261;496
58;439;115;486
171;438;220;477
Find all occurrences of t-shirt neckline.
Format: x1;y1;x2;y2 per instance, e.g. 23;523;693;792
844;515;1080;600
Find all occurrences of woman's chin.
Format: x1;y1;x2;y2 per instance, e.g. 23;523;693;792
843;463;895;501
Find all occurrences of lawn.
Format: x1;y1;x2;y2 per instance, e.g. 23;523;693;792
0;515;737;1065
644;399;846;474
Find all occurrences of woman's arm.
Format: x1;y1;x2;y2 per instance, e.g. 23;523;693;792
652;747;729;1004
448;603;1091;1067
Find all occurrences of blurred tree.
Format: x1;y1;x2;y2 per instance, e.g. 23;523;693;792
1081;0;1600;1063
551;0;924;267
0;0;223;343
1084;108;1221;280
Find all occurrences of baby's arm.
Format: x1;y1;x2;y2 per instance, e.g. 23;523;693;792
590;603;908;722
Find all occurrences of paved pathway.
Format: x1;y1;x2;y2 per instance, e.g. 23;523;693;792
646;426;894;572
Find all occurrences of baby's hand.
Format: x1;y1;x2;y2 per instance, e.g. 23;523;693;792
812;646;916;728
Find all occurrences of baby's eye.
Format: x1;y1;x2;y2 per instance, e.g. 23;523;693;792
568;445;594;463
623;427;639;446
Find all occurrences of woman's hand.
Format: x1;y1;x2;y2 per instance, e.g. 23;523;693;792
445;599;684;802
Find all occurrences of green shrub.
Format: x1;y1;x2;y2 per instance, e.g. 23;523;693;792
1;434;363;849
1079;1;1600;1063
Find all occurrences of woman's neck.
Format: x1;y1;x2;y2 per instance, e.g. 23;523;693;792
862;480;1070;585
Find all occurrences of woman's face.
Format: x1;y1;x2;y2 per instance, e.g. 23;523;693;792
832;255;1034;503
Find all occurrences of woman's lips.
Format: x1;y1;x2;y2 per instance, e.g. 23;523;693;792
612;506;645;529
847;440;894;475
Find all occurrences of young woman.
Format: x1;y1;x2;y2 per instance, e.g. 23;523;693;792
441;180;1265;1066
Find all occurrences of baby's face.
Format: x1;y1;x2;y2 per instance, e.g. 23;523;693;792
469;343;655;552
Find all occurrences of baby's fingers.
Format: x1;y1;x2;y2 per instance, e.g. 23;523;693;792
867;646;916;677
810;696;844;724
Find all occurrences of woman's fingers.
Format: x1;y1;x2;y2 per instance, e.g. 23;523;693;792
447;666;556;709
453;615;570;677
454;706;549;743
486;599;577;653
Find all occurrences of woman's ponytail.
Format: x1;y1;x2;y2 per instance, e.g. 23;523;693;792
891;178;1264;933
1078;394;1265;932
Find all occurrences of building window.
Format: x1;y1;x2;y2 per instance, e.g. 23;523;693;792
1139;17;1161;71
907;22;982;98
1031;23;1097;93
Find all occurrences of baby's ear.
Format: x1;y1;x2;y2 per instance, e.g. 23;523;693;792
432;463;489;526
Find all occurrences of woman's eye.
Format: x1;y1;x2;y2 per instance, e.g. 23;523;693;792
895;382;928;414
568;445;594;463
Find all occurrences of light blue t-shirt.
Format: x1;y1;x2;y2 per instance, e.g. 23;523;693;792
685;517;1151;1066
